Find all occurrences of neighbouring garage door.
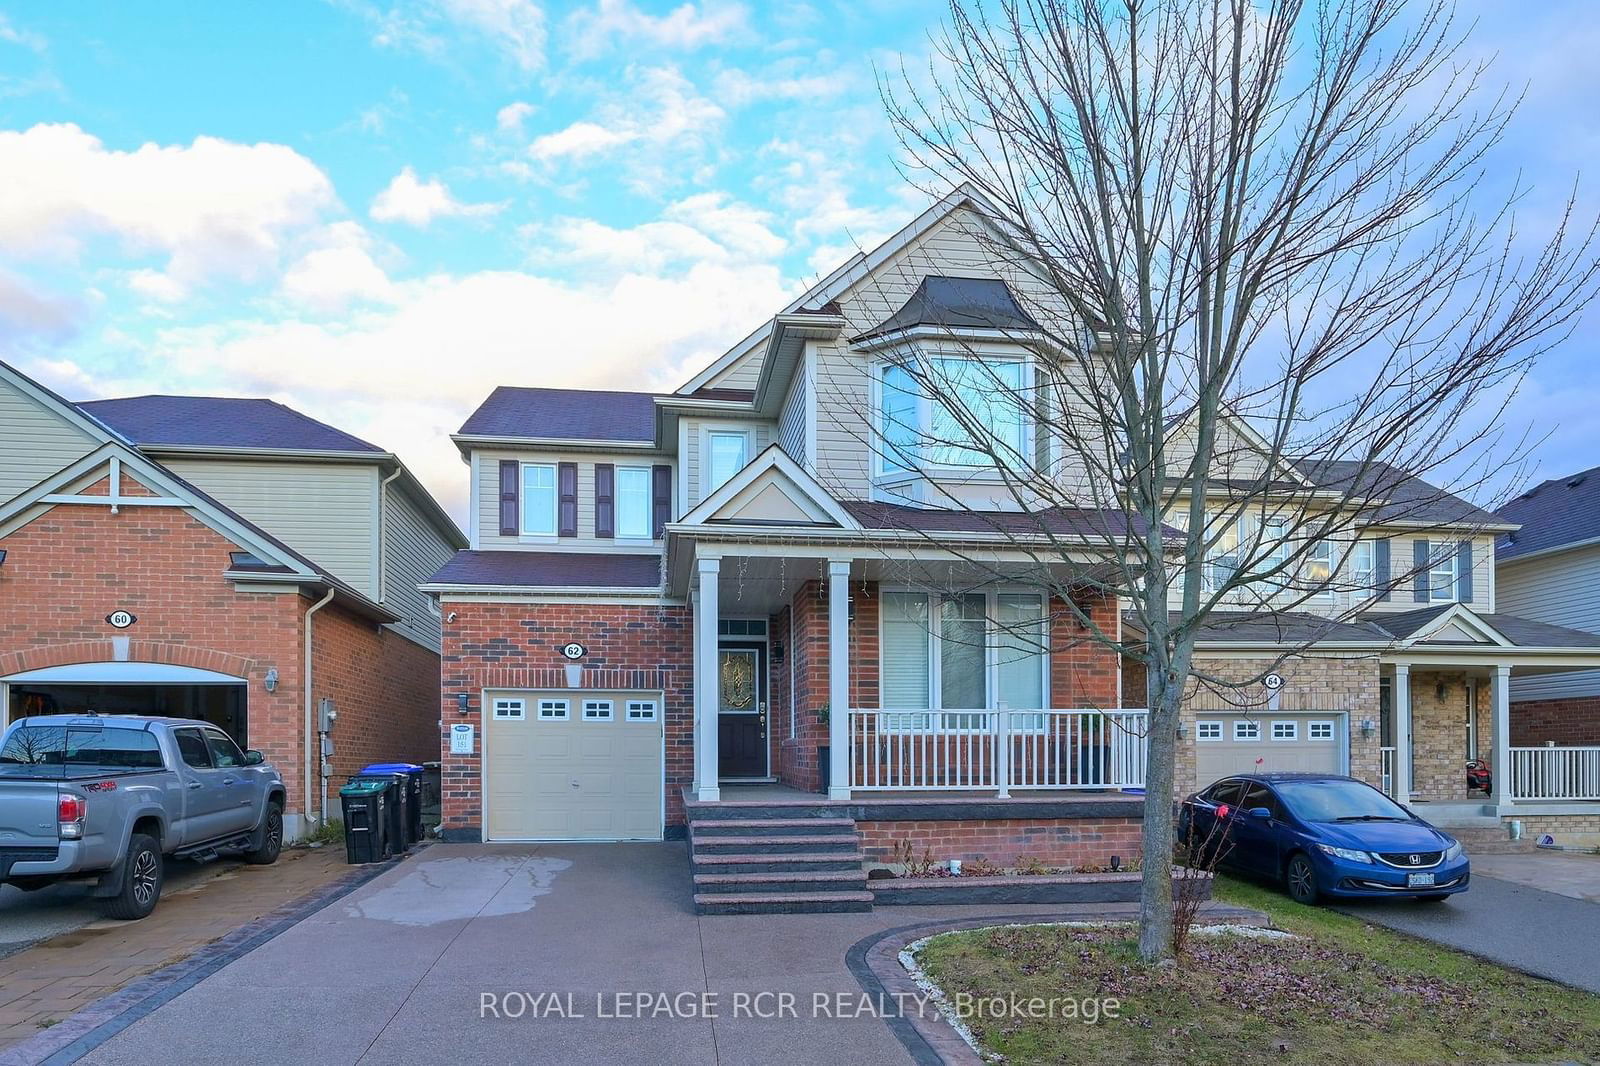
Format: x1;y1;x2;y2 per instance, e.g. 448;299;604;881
1195;712;1344;784
483;690;663;842
2;662;248;747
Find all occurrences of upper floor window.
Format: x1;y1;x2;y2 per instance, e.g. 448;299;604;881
1349;539;1376;596
876;356;1028;474
1429;543;1457;602
520;463;556;536
1306;539;1334;600
615;466;651;539
707;431;748;492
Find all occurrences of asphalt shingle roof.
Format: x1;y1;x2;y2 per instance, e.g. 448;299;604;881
80;396;384;454
1129;610;1394;645
857;276;1040;339
1291;459;1504;527
1495;465;1600;561
426;550;663;589
457;386;659;443
841;500;1166;539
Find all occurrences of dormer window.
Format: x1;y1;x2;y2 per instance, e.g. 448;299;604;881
876;355;1029;475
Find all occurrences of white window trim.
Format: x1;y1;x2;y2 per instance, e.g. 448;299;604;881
871;349;1037;480
876;587;1050;733
537;698;570;721
1429;543;1458;602
1271;720;1299;741
1306;539;1336;601
1234;719;1261;741
1309;720;1335;740
1196;720;1223;742
705;429;752;496
519;462;558;538
614;466;653;540
625;699;658;722
1349;539;1376;600
582;699;615;721
492;698;526;721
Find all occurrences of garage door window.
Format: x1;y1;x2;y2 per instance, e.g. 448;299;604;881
626;700;658;722
1309;720;1335;740
1196;721;1222;741
582;699;614;721
1271;721;1298;741
538;699;570;720
1234;720;1260;740
493;698;526;720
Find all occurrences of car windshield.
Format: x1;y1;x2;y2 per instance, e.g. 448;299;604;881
1275;779;1412;823
0;725;164;776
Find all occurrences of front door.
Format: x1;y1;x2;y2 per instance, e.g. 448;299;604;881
717;644;767;778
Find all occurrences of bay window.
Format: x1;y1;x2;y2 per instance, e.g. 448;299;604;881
615;466;651;539
876;356;1029;473
520;463;556;536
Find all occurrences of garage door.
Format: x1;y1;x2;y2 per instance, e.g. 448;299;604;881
483;690;663;842
1195;713;1343;785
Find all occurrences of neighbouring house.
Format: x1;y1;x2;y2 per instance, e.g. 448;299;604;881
0;362;465;840
424;188;1600;911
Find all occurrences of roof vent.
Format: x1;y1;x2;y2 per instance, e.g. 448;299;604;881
1568;475;1587;489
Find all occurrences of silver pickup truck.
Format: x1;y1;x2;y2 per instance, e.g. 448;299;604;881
0;715;286;919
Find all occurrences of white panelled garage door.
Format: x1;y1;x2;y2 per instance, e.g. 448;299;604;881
1195;712;1344;785
483;690;664;842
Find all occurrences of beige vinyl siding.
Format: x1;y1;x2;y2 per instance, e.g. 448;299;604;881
682;420;773;508
702;348;764;391
810;341;871;499
0;375;97;502
163;458;379;595
1500;545;1600;700
382;483;457;650
473;448;670;551
777;353;809;467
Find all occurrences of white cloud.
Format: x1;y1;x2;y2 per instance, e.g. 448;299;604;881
0;14;46;53
0;270;81;343
357;0;547;74
529;191;783;275
564;0;749;60
711;67;852;106
525;66;723;168
496;100;536;132
125;269;187;305
528;120;636;162
0;123;335;285
369;166;503;226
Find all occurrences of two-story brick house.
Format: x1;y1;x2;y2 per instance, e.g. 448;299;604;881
0;361;465;840
426;189;1600;909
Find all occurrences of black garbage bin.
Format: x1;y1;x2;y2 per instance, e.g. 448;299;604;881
419;762;442;830
340;779;390;863
355;763;425;846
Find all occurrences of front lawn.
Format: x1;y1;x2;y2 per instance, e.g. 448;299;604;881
912;875;1600;1065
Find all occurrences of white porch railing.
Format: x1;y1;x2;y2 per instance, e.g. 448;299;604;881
1510;746;1600;801
1380;746;1395;797
847;709;1150;794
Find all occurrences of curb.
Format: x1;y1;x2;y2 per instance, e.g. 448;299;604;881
0;848;418;1066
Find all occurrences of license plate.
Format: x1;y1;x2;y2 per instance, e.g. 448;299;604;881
1407;872;1436;888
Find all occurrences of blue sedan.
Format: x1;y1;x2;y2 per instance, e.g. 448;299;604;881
1179;773;1470;904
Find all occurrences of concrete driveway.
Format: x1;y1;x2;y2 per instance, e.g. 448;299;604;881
1333;853;1600;994
52;843;1249;1066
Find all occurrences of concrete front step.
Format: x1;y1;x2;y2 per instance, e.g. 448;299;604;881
683;800;844;822
693;834;863;854
689;817;857;838
693;870;869;895
691;852;867;874
694;891;875;915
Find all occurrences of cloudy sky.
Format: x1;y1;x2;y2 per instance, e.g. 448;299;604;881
2;0;1598;524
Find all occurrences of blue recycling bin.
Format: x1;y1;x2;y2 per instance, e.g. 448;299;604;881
353;762;425;847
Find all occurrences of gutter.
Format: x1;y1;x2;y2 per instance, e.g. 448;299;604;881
303;588;335;830
377;466;403;603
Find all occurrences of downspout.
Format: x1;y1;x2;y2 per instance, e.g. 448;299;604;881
304;587;336;829
377;466;403;603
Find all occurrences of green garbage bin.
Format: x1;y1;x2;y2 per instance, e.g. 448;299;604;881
340;779;390;864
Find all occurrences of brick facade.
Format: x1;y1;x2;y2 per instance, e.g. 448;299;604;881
0;473;442;835
438;600;693;838
1406;670;1475;801
1510;696;1600;746
857;817;1143;868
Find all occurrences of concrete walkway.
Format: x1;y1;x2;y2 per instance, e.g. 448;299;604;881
1468;851;1600;903
1334;861;1600;995
64;844;1250;1066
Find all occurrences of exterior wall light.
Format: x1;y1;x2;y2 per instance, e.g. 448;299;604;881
1175;721;1189;740
1360;718;1376;738
263;668;278;693
457;692;471;714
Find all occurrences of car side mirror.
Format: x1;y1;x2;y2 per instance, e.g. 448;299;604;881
242;750;265;766
1247;806;1273;820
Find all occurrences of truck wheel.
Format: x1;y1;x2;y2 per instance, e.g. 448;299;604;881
101;834;163;920
243;802;283;866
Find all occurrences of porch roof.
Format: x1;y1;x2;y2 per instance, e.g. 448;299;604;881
423;549;663;590
1125;610;1392;647
1359;604;1600;650
841;500;1171;540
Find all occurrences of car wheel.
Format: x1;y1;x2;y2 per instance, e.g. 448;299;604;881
101;833;163;920
243;803;284;866
1285;853;1320;906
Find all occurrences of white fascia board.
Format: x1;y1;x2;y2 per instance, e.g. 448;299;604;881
1398;603;1513;648
677;445;860;530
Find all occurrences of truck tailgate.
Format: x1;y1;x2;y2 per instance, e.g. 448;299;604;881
0;773;64;865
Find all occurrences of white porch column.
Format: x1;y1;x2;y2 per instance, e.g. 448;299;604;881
694;556;721;802
1393;664;1412;806
827;559;851;800
1490;664;1513;809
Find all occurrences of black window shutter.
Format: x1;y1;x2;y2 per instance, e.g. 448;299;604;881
1374;538;1391;602
498;460;519;536
1457;540;1474;602
651;464;672;538
558;462;578;538
595;463;615;539
1413;539;1430;602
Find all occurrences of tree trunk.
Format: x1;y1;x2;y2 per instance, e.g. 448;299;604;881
1137;667;1181;961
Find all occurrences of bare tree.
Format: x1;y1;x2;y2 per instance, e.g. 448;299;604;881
820;0;1600;962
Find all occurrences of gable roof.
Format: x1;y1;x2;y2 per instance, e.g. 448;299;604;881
855;276;1039;340
80;395;384;454
456;386;659;444
1495;464;1600;561
678;445;860;529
